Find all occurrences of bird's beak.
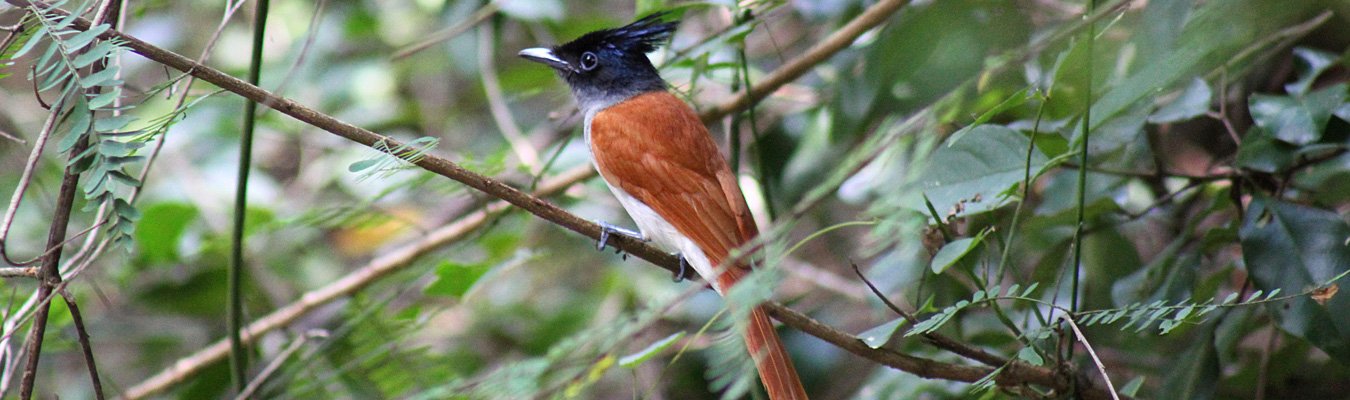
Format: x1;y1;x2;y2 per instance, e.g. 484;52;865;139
518;47;574;73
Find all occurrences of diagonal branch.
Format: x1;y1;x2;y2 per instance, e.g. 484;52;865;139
699;0;909;123
3;0;911;281
121;166;595;399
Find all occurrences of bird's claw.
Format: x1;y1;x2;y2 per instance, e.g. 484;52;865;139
596;221;644;252
672;254;690;282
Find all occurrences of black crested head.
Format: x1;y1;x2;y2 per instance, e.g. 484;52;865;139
518;13;678;113
559;12;677;60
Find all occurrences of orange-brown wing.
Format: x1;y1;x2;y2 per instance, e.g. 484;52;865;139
590;91;758;266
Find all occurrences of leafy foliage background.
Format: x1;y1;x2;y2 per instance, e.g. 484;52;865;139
0;0;1348;399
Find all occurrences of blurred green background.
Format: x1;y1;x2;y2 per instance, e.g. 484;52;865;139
1;0;1349;398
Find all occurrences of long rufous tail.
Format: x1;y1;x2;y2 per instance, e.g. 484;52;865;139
717;266;808;400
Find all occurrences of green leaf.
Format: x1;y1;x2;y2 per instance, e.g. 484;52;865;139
618;331;684;368
94;114;135;131
947;88;1030;145
63;24;109;51
134;203;198;264
78;67;117;88
1160;305;1194;335
1248;83;1347;145
60;107;92;152
105;155;145;166
859;318;908;348
51;2;85;30
1240;198;1350;363
1235;127;1296;173
107;169;140;187
348;158;379;173
10;26;48;59
1119;376;1146;397
1021;282;1039;297
1148;78;1212;123
1088;0;1316;129
98;139;144;157
87;87;120;109
915;125;1047;217
113;197;141;220
1284;47;1340;96
1015;346;1043;366
424;261;491;298
71;40;114;68
930;235;982;274
38;67;72;92
81;172;108;197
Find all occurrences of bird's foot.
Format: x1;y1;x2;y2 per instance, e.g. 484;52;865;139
596;221;644;252
672;254;690;282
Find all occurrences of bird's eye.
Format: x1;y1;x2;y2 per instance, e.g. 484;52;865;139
579;52;598;71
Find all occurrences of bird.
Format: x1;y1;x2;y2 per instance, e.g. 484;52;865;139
519;13;808;400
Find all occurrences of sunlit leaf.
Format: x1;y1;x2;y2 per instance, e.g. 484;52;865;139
1248;83;1347;145
1284;47;1341;95
859;318;907;348
1016;346;1044;366
424;261;491;298
63;24;108;51
619;331;684;368
1148;78;1212;123
78;67;117;88
915;125;1047;217
930;235;982;274
134;202;198;264
9;26;48;59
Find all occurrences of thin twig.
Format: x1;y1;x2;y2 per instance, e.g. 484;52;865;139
851;263;1008;368
1059;314;1120;400
763;302;1118;400
478;22;540;173
2;0;919;272
0;130;22;144
0;94;67;267
18;0;122;394
232;330;326;400
59;290;105;400
0;268;37;278
1211;69;1242;145
18;114;86;400
390;2;498;60
700;0;910;123
0;4;249;388
263;0;327;112
121;166;595;399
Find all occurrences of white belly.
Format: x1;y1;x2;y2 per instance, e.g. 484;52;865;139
584;113;723;293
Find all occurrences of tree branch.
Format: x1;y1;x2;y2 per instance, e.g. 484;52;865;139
122;166;595;399
762;302;1119;400
16;135;82;400
60;290;104;400
699;0;909;123
15;2;119;397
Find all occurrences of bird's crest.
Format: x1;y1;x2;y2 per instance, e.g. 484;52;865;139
560;13;678;55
